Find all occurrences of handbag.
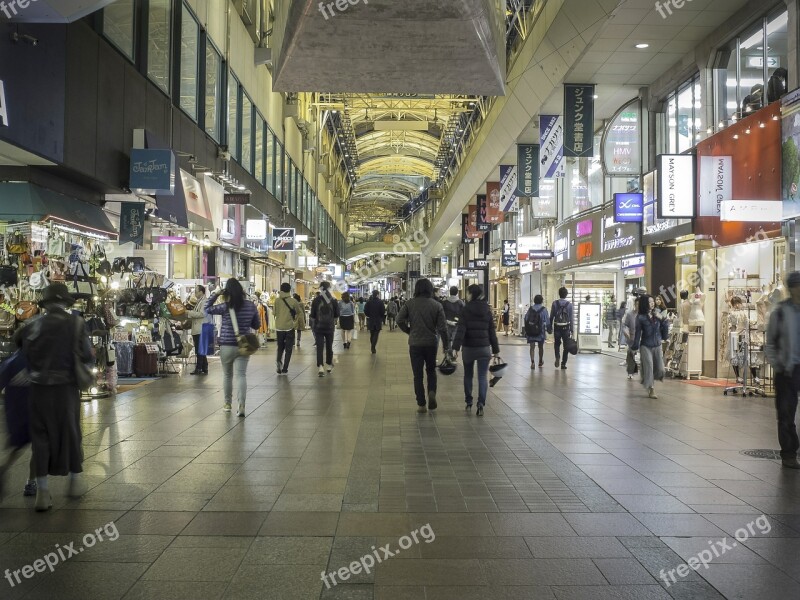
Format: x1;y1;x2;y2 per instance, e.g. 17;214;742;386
5;231;29;255
29;270;48;290
167;298;187;319
124;303;153;319
15;301;38;321
112;257;127;274
564;336;579;356
229;307;259;356
70;262;96;299
47;233;65;257
126;257;145;273
72;317;94;391
0;265;17;286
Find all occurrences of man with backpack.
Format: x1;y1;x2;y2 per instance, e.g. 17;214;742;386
274;283;304;375
441;286;464;357
549;287;574;370
524;294;549;369
310;281;340;377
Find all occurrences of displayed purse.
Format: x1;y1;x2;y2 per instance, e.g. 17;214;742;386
125;257;145;273
29;270;48;291
229;307;259;356
124;303;153;319
5;231;29;255
15;301;38;322
119;288;139;304
112;257;127;274
166;298;187;319
0;265;18;286
69;262;96;299
47;233;65;257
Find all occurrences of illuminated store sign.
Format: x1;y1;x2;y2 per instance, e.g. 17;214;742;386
657;154;696;218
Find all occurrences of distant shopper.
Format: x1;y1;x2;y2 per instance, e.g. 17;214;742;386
452;284;500;416
0;349;35;501
364;290;386;354
293;293;305;347
339;292;356;349
622;291;645;376
766;271;800;469
187;284;211;375
311;281;340;376
604;295;618;348
501;299;510;335
16;283;92;511
549;287;574;369
357;297;367;330
441;286;464;356
274;283;304;375
630;294;669;399
616;301;628;347
206;279;262;416
397;279;449;413
524;294;549;370
387;297;399;331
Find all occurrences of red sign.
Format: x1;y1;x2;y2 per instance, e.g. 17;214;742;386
467;206;483;239
486;182;502;224
577;241;593;261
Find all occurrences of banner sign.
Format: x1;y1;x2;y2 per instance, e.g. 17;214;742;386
129;149;175;195
499;165;518;212
614;193;644;223
517;144;539;196
457;268;479;278
461;214;471;243
272;228;296;251
469;259;490;268
224;193;251;205
486;182;503;223
119;202;145;246
476;195;490;231
621;254;645;269
657;154;696;218
155;236;187;245
532;178;558;219
601;98;641;176
467;205;483;238
246;219;268;240
502;240;519;267
540;115;565;178
564;84;595;157
362;222;388;228
720;200;783;222
699;156;732;217
527;250;554;260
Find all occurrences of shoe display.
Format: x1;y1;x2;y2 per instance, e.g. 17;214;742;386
223;402;232;412
428;391;437;411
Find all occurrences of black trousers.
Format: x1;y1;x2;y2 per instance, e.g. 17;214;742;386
775;366;800;460
553;328;571;366
192;334;208;372
410;345;437;405
315;329;334;366
370;328;380;350
296;328;302;345
277;330;295;369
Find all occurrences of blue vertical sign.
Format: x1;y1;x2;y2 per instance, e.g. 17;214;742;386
517;144;539;196
540;115;565;178
564;84;595;157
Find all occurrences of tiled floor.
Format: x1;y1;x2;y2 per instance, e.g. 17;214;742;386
2;330;800;599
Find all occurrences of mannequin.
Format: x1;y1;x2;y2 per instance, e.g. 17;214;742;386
679;290;691;333
727;296;749;382
688;287;705;329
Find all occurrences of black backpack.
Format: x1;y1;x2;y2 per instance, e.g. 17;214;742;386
316;293;334;329
553;300;571;328
525;307;543;337
443;299;463;322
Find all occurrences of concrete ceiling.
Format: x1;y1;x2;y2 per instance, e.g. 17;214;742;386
273;0;506;95
0;0;117;22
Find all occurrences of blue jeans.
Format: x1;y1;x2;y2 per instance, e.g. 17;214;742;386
220;345;250;406
462;346;491;406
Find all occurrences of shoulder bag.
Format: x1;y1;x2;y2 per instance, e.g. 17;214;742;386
229;306;259;356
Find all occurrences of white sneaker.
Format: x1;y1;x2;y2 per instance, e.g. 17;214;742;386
327;364;334;373
318;366;325;378
223;402;232;412
67;476;88;498
237;404;245;417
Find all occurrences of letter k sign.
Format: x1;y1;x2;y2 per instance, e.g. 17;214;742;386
0;80;8;127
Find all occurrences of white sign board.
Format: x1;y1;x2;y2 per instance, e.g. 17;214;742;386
246;219;268;240
720;200;782;222
699;156;732;217
657;154;695;219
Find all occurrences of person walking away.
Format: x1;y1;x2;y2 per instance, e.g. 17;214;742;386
604;295;619;348
452;284;500;416
501;299;511;335
621;294;642;376
187;284;211;375
765;271;800;468
293;293;306;347
630;294;669;399
0;349;36;501
549;287;574;369
205;278;262;417
16;283;92;511
311;281;340;376
441;286;464;357
397;279;449;413
274;283;304;374
357;297;366;330
387;297;399;331
364;290;386;354
339;292;356;349
616;301;627;347
524;295;549;369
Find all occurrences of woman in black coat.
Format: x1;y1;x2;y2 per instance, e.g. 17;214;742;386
452;284;500;416
363;290;386;354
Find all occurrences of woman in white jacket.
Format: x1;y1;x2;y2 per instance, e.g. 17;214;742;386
187;285;212;375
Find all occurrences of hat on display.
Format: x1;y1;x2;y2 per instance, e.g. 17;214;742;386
39;283;75;308
787;272;800;289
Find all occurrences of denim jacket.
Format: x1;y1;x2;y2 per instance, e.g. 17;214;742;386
632;313;669;350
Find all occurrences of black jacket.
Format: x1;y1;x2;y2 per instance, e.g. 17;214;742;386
15;309;92;386
309;291;340;332
364;297;386;330
452;300;500;354
397;297;448;347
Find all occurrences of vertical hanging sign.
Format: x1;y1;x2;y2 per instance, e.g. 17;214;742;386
540;115;565;178
461;213;471;243
499;165;519;212
517;144;539;196
119;202;145;246
476;195;490;231
467;205;483;238
564;84;595;157
486;182;503;223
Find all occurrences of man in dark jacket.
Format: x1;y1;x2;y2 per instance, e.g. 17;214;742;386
364;290;386;354
397;279;449;412
440;286;464;356
549;287;574;370
310;281;340;377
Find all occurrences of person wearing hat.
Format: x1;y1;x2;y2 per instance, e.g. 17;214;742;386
14;283;92;511
766;271;800;468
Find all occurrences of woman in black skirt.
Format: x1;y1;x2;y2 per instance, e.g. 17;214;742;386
338;292;356;349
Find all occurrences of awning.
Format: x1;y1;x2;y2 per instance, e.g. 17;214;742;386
0;183;117;237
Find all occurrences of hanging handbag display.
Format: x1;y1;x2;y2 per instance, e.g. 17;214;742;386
0;265;18;286
124;303;153;319
166;298;187;319
69;262;96;299
15;301;38;322
5;231;29;255
229;307;259;356
112;257;127;274
125;257;145;273
47;233;65;257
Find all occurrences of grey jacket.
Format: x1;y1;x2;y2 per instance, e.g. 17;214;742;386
397;296;449;347
766;300;798;374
